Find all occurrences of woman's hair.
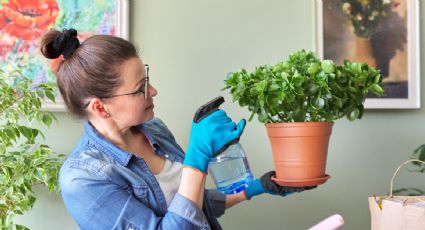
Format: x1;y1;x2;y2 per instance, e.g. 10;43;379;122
40;29;138;118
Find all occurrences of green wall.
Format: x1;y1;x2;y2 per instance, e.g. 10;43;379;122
16;1;425;229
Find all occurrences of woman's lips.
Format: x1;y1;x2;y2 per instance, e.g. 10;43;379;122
146;104;154;110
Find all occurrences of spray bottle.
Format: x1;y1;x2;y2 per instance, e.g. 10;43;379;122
193;96;253;194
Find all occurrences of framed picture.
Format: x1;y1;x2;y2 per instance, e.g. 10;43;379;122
315;0;420;109
0;0;130;111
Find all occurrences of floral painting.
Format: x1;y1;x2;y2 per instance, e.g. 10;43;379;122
316;0;420;108
0;0;125;109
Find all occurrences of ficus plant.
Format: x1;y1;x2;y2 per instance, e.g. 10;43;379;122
223;50;384;123
0;69;63;230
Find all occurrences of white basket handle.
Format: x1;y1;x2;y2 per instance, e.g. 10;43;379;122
390;159;425;198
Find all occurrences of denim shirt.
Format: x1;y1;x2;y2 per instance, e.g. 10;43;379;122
59;118;225;230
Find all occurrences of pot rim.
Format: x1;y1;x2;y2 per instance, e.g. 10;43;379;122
265;121;334;128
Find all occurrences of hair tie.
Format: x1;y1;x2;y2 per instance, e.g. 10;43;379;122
53;28;80;58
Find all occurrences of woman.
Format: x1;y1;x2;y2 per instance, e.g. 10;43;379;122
40;28;314;230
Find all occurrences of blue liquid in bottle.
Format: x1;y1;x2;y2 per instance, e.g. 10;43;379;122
208;143;253;194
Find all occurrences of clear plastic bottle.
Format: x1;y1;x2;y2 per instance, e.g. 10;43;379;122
208;143;253;194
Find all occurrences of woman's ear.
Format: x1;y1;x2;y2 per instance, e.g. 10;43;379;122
90;98;111;118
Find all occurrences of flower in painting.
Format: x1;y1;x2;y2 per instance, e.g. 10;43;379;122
342;3;352;14
355;13;363;21
340;0;392;38
359;0;370;7
0;0;59;41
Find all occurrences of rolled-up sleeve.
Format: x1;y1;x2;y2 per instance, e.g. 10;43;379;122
60;162;210;230
113;193;210;230
168;193;209;227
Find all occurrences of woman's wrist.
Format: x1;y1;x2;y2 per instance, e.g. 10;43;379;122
225;192;248;209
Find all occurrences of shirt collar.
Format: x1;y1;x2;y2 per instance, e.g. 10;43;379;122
83;121;135;166
139;124;158;148
83;119;162;166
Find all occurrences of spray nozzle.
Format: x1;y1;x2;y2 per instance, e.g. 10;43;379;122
193;96;225;123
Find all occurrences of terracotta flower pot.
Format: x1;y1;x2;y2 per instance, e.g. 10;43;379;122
265;122;333;187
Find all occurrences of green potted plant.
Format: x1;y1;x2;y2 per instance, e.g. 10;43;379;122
0;68;63;229
223;50;384;186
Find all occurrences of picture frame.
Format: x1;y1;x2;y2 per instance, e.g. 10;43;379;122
315;0;420;109
0;0;130;111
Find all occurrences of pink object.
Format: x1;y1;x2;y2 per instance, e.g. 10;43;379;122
308;214;344;230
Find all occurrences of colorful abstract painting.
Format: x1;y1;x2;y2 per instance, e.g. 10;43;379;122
0;0;126;109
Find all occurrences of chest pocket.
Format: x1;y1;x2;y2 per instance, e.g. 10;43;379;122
127;183;149;205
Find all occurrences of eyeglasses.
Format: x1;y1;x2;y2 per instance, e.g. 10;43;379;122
82;64;150;109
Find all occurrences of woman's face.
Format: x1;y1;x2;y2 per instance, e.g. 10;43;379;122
106;57;157;128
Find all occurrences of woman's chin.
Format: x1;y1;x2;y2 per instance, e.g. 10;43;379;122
141;111;155;123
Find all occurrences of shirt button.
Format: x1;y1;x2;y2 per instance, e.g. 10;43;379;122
164;154;169;158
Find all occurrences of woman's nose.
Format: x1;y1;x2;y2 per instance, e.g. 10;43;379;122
148;84;157;97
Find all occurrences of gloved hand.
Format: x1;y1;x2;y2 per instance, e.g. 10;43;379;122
244;171;316;200
183;110;246;174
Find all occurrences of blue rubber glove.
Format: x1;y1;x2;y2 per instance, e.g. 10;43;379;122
183;110;246;174
244;171;316;200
